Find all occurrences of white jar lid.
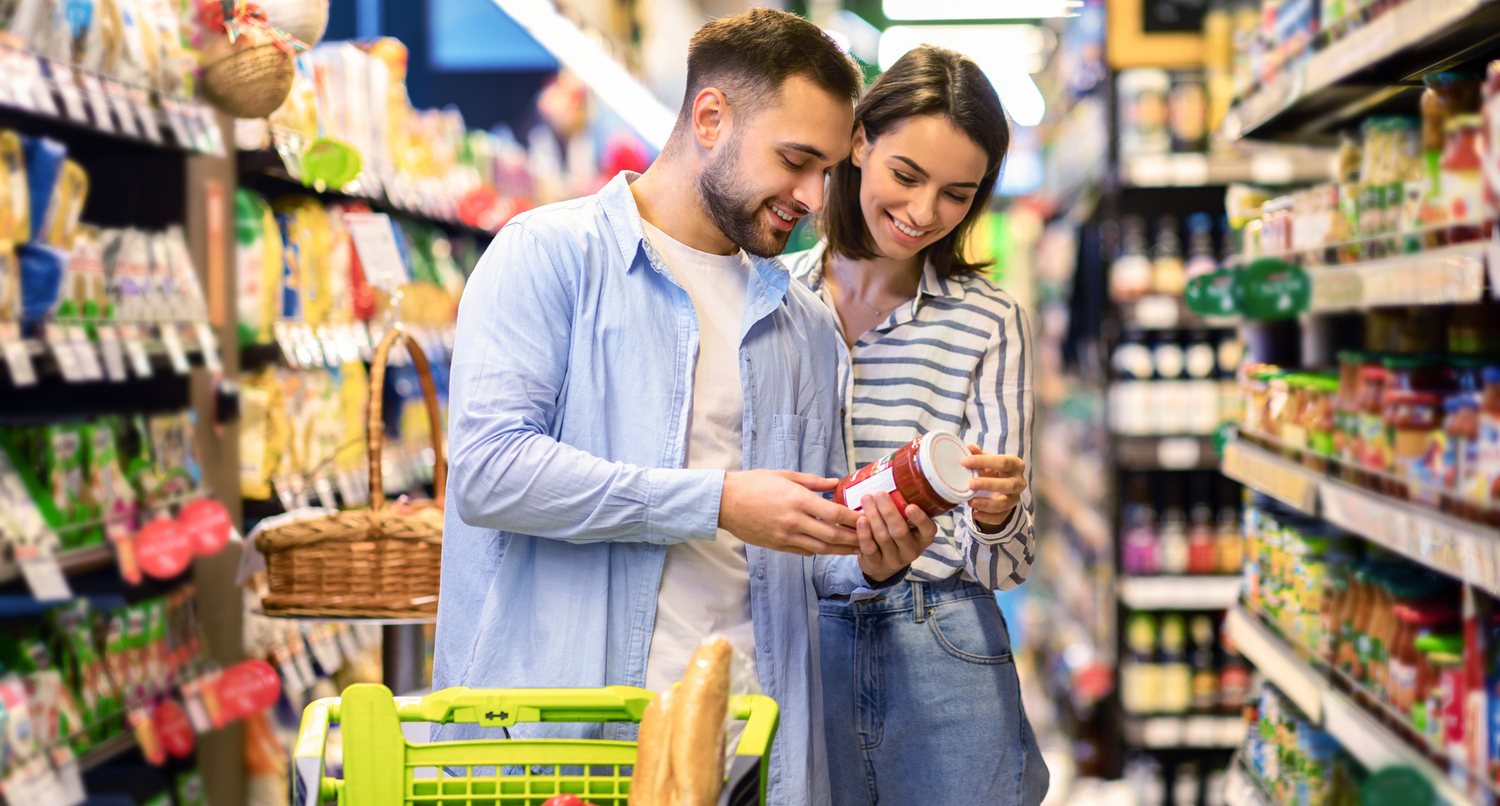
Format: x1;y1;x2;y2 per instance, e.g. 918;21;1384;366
918;430;976;504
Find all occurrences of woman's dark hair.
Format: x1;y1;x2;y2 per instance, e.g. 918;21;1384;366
823;45;1010;278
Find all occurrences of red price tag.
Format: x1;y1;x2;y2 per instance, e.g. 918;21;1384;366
176;498;231;556
215;659;281;720
154;700;196;758
135;517;193;579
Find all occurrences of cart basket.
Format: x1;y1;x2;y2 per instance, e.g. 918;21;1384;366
294;683;779;806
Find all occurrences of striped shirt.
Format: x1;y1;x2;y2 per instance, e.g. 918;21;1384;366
784;242;1036;590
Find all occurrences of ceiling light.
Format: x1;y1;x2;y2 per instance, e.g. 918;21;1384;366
883;0;1082;20
488;0;675;150
878;25;1049;74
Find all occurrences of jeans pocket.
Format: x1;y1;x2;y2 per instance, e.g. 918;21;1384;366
926;597;1014;665
770;414;828;474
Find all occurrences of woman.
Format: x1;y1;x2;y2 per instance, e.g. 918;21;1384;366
787;46;1047;805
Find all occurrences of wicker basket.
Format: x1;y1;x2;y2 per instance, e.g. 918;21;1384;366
256;327;446;619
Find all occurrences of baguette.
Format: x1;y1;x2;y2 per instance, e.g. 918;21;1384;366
630;687;678;806
670;637;732;806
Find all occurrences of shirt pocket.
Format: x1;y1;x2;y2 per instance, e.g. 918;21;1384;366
770;414;828;476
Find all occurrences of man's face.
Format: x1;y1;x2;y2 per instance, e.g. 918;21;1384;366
697;75;855;258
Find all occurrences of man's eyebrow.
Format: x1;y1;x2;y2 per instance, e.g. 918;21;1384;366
781;142;828;161
894;155;979;188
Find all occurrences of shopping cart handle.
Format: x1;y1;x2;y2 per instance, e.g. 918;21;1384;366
392;685;656;727
292;697;343;806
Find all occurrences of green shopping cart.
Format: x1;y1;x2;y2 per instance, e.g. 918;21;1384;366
293;684;779;806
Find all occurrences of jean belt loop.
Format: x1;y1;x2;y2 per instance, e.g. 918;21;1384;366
912;580;927;623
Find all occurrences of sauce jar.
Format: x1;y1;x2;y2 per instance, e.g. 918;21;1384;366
1444;392;1483;520
1334;351;1367;466
1441;114;1485;243
833;430;977;518
1417;634;1465;744
1304;375;1339;468
1478;366;1500;524
1385;390;1444;500
1355;363;1390;486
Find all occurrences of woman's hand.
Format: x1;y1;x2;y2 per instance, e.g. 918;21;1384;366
854;492;938;582
961;445;1026;532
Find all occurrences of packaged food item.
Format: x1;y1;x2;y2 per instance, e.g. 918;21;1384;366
1167;69;1207;153
103;227;152;320
57;225;106;318
1440;115;1484;242
833;430;976;519
1118;69;1171;158
235;190;282;346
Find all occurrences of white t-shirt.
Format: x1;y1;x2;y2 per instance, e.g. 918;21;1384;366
639;219;760;696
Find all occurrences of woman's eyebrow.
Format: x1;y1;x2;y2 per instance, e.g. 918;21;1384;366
893;155;979;188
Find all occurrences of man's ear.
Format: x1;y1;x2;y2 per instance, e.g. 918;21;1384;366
691;87;730;150
851;123;869;169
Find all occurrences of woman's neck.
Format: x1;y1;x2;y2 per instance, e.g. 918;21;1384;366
826;248;923;299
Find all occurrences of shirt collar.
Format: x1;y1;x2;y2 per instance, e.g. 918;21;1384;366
599;170;792;319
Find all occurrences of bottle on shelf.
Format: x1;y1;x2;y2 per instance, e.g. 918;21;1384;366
1187;475;1218;575
1215;477;1244;576
1153;332;1187;435
1122;474;1160;576
1158;479;1190;576
1218;632;1250;713
1172;760;1201;806
1124;611;1162;715
1112;329;1155;436
1151;215;1186;296
1159;613;1192;713
1189;613;1220;712
1110;216;1153;303
1183;213;1219;283
1185;330;1221;435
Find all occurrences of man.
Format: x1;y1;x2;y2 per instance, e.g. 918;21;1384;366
434;9;937;806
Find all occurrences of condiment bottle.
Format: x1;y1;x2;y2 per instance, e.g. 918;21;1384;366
1215;477;1244;576
1158;481;1189;576
1440;114;1485;243
1186;477;1217;575
1122;475;1159;576
1150;216;1185;296
1158;613;1191;713
1188;614;1218;712
1110;216;1153;302
833;430;976;518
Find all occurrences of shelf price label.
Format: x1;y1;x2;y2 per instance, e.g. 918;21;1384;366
66;325;103;381
95;324;128;382
47;61;88;122
1222;440;1318;512
118;324;153;378
344;212;409;290
13;542;72;602
129;87;161;144
1;331;35;387
43;324;84;382
103;80;140;139
159;324;191;375
78;72;115;134
193;322;222;374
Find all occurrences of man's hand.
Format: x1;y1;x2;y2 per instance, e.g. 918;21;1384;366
719;470;861;556
854;492;938;582
961;446;1026;532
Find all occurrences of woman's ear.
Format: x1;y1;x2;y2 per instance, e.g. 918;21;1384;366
850;123;869;169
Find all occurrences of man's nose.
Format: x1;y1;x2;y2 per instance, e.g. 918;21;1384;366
792;173;826;214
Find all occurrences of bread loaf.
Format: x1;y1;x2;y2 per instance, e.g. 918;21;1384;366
670;637;732;806
629;687;677;806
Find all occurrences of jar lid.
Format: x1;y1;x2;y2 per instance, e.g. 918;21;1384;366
1383;354;1444;370
917;430;976;505
1383;390;1443;407
1415;633;1463;655
1446;392;1479;412
1446;113;1483;131
1359;365;1388;381
1484;366;1500;384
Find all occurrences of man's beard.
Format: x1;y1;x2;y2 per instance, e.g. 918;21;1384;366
696;135;793;259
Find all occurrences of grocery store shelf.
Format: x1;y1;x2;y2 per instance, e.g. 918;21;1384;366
1226;757;1275;806
1222;435;1500;596
1224;0;1500;140
1118;294;1239;331
238;150;497;238
1225;606;1475;806
1121;149;1333;188
77;731;137;772
1036;473;1111;552
1308;241;1488;312
0;488;211;586
1224;607;1325;721
1123;715;1244;749
1118;576;1241;611
1114;435;1220;471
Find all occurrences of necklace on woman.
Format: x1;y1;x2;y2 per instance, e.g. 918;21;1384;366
827;253;913;319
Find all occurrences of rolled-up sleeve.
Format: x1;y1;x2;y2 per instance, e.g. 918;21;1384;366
958;304;1036;590
446;222;721;544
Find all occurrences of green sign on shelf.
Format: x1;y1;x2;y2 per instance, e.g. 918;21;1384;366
1184;268;1242;317
1241;258;1309;320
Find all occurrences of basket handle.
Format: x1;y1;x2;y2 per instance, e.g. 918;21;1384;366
394;686;656;726
367;327;447;512
291;697;342;806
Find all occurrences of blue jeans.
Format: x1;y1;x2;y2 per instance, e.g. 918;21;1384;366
819;576;1049;806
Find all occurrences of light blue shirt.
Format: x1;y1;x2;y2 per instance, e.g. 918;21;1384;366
434;172;888;806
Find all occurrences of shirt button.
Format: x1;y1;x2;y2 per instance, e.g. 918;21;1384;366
757;567;765;579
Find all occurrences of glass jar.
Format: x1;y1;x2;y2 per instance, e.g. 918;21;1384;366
1334;351;1366;466
1478;367;1500;524
1280;374;1311;452
1385;390;1445;500
1416;634;1465;744
1445;392;1483;520
1356;364;1390;486
1304;375;1339;468
1441;114;1484;243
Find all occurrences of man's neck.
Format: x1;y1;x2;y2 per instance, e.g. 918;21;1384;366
630;157;739;257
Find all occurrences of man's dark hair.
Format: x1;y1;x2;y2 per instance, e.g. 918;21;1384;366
823;45;1010;278
677;8;862;129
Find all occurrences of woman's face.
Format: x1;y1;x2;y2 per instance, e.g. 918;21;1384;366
852;114;989;262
